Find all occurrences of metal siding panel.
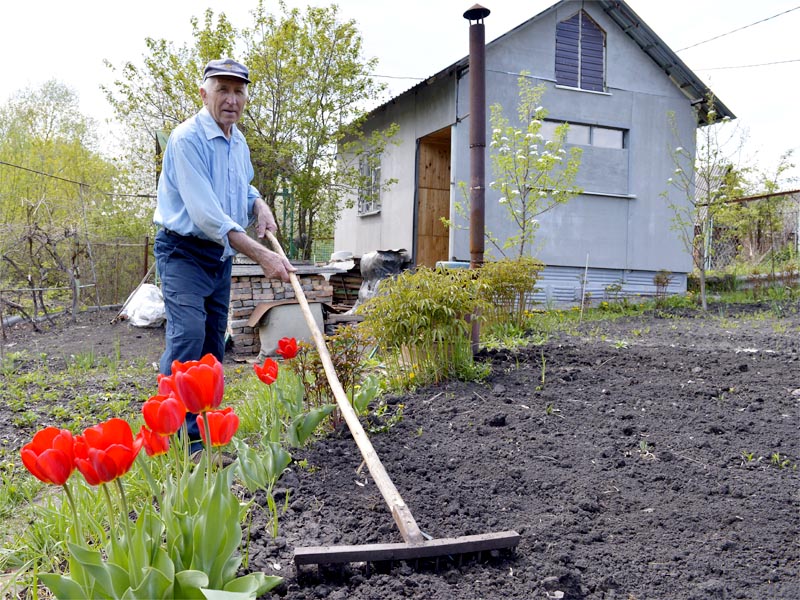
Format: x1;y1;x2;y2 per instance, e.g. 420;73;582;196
532;267;688;306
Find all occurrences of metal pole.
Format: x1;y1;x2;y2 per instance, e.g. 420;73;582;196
464;4;490;353
465;5;489;269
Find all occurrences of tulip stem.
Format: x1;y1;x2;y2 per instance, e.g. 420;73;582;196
136;453;159;500
115;478;141;587
62;483;83;543
100;483;116;532
202;415;213;484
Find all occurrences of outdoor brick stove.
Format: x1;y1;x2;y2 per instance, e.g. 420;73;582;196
228;256;336;356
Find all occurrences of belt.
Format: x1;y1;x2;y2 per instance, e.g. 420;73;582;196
162;228;219;248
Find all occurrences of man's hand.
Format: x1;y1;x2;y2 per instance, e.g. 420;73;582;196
228;229;296;282
253;197;277;239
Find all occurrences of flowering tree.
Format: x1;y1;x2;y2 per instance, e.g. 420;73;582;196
664;94;748;311
487;72;583;258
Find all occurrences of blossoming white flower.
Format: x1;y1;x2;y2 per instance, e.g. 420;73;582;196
675;146;684;153
499;197;507;204
674;168;682;174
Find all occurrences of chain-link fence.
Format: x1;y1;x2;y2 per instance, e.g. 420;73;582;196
706;191;800;271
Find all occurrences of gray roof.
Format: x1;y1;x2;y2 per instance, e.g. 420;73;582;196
370;0;734;126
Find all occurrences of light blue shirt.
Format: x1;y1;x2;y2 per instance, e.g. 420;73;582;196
154;107;260;260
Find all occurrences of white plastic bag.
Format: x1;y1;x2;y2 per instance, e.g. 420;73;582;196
122;283;166;328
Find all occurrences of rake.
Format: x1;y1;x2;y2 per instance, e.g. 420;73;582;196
265;232;520;572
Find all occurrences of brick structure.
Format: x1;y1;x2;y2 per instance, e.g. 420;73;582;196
228;257;335;356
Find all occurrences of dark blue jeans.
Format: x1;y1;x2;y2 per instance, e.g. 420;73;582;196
154;229;232;447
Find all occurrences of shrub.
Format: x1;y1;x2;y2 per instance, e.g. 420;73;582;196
357;266;486;385
477;256;544;329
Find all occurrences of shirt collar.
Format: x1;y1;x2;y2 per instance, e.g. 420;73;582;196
197;107;240;142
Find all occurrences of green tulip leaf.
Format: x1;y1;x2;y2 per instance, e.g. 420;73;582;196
287;405;335;447
129;559;174;600
224;573;283;596
174;570;209;599
68;542;130;598
38;574;87;600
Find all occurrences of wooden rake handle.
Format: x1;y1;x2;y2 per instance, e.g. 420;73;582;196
265;232;424;544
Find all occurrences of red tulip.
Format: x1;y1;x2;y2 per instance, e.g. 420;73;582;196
74;418;142;486
138;426;170;457
20;427;75;486
142;393;186;435
276;337;298;360
254;358;279;385
171;354;225;414
157;373;175;396
197;407;239;447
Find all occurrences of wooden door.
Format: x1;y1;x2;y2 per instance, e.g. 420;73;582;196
416;129;451;267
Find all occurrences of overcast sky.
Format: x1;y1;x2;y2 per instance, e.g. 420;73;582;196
2;0;799;184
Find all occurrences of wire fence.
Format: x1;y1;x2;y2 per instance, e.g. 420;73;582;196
706;190;800;271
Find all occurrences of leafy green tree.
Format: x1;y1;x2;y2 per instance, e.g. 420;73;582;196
104;2;396;259
243;0;395;258
446;73;582;259
714;151;796;271
487;73;583;258
664;94;749;310
0;81;141;314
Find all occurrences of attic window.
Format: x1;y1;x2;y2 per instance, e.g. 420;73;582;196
555;10;605;92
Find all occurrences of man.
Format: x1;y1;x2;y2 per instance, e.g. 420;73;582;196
154;58;294;444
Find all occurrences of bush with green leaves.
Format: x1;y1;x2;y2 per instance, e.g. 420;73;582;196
478;256;544;329
357;266;487;385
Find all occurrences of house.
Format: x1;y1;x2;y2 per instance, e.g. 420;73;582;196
333;0;735;303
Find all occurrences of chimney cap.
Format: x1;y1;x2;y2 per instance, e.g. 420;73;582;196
463;4;490;21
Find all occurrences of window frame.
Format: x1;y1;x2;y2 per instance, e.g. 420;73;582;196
357;155;382;216
541;120;626;149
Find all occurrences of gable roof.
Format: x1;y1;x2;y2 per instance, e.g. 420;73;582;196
370;0;734;126
597;0;734;125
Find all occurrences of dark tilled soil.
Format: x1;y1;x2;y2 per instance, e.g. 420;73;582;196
3;305;800;599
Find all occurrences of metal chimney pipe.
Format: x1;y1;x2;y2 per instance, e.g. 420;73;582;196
464;4;490;354
464;4;489;270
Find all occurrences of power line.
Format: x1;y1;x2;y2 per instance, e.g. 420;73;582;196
0;160;155;198
696;58;800;71
676;6;800;52
371;74;425;81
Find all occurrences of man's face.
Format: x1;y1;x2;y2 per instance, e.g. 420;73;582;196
200;76;248;134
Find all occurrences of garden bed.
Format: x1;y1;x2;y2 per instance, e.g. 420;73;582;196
2;305;799;599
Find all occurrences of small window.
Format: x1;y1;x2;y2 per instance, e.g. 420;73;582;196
555;10;606;92
542;120;625;149
358;156;381;215
566;124;590;146
540;121;560;141
592;127;624;149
